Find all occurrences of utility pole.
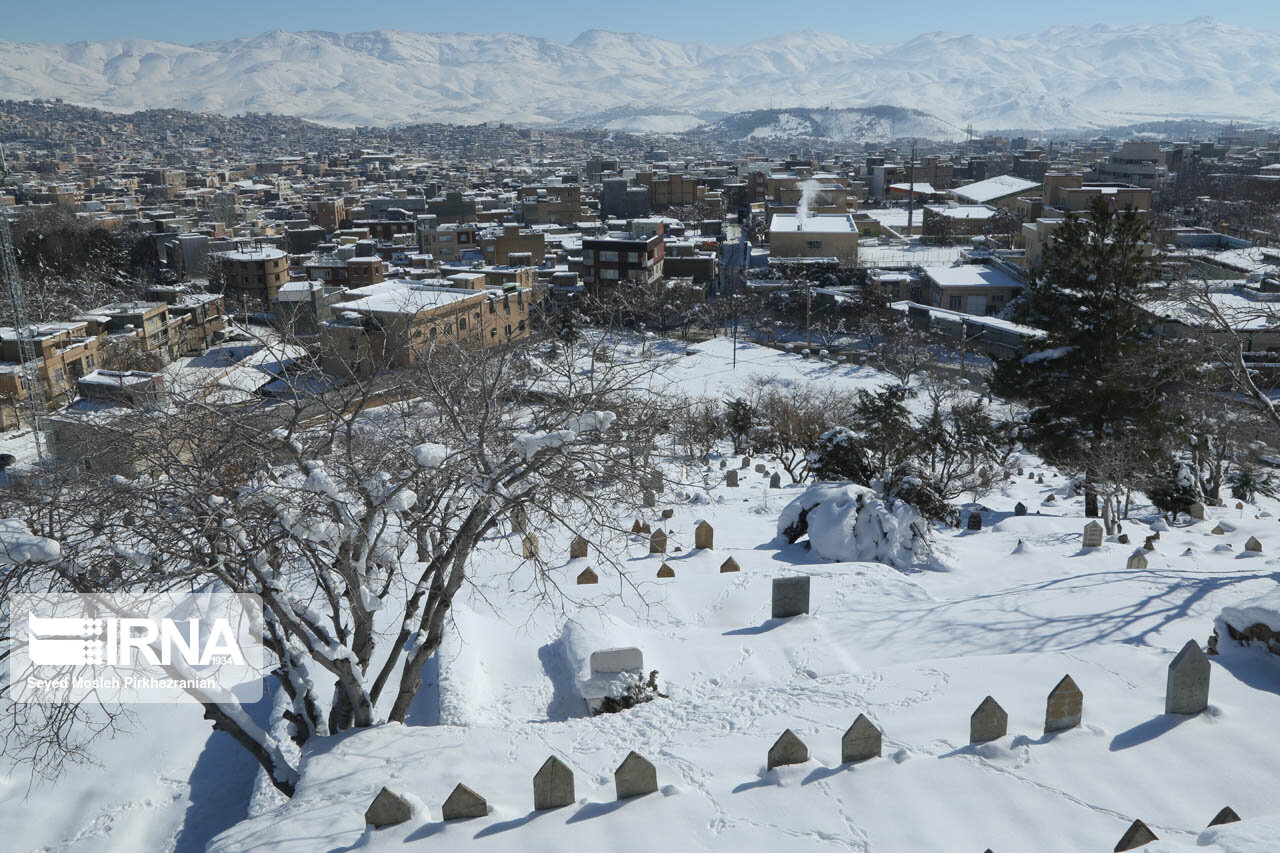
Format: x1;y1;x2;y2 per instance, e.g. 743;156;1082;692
0;144;51;468
906;139;917;236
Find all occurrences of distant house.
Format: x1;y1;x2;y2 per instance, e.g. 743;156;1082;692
922;264;1023;316
768;213;860;265
951;175;1041;209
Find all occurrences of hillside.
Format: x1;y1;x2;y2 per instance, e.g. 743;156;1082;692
2;19;1280;130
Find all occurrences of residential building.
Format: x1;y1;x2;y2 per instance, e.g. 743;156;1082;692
215;245;290;306
768;213;860;265
580;228;665;288
922;264;1023;316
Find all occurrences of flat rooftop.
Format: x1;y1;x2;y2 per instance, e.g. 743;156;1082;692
770;213;859;234
922;264;1023;290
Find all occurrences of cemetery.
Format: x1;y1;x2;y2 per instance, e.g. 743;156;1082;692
201;338;1280;853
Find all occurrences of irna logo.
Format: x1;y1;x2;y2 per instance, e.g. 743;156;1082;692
27;612;247;668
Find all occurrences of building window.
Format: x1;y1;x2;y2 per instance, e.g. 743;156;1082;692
948;295;962;310
458;317;467;330
490;328;497;338
429;327;438;338
805;240;823;249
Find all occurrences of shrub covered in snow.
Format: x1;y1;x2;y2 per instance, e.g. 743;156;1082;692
777;482;928;569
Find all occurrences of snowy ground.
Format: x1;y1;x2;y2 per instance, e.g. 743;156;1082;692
7;338;1280;852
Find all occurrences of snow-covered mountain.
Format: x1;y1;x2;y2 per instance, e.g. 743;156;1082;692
2;18;1279;131
698;107;967;142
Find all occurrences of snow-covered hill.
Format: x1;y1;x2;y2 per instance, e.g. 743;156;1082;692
3;18;1280;130
698;107;966;142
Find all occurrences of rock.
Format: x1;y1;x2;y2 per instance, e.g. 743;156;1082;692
1114;819;1158;851
1166;639;1210;715
441;783;488;820
365;786;413;827
533;756;575;811
771;576;811;619
1044;674;1083;734
614;751;658;800
970;696;1008;744
767;729;809;769
841;714;882;763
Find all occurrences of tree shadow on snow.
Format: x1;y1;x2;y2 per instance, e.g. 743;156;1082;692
173;684;275;853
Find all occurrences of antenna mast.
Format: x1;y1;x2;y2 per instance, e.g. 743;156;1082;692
0;144;52;468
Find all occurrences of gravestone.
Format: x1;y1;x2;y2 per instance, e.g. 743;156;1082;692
1208;807;1241;827
970;696;1008;744
967;512;982;531
441;783;488;820
1245;536;1262;552
577;567;599;585
533;756;575;811
741;457;751;469
720;459;727;469
770;472;782;489
631;519;644;534
772;576;811;618
755;464;767;473
649;529;667;554
365;787;413;827
1166;639;1210;715
657;563;675;578
522;536;539;559
1044;494;1057;504
720;556;741;573
614;751;658;800
1014;502;1027;517
1114;819;1158;851
841;714;882;763
511;505;528;533
1127;552;1148;570
1044;674;1083;734
1018;467;1024;475
1189;502;1206;520
570;536;589;559
661;508;674;520
1236;501;1245;510
725;470;739;488
1118;534;1130;544
767;729;809;769
1143;536;1156;551
647;472;663;492
591;647;643;675
643;491;656;508
1085;492;1099;517
695;521;713;550
1083;521;1104;548
1211;524;1225;535
1037;475;1044;484
640;522;652;534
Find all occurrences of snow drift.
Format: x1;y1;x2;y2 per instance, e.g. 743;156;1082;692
776;482;927;568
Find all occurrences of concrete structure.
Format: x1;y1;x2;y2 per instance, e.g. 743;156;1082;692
841;714;882;763
766;729;809;769
364;787;413;827
580;229;664;289
532;756;575;810
441;783;488;820
768;213;860;265
771;576;811;618
1083;521;1104;548
695;521;713;550
921;264;1023;316
970;696;1008;744
614;751;659;800
1044;675;1083;734
215;245;288;306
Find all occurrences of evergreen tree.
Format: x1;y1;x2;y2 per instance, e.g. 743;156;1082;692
992;197;1180;492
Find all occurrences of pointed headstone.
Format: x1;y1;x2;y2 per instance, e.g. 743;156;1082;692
725;470;739;487
649;529;667;554
1127;551;1148;570
1082;521;1104;548
1166;640;1211;715
570;536;589;559
1211;524;1225;535
1114;819;1157;851
1245;536;1262;552
577;567;599;585
1143;536;1156;551
657;563;675;578
522;535;539;559
1044;674;1083;734
640;522;652;534
769;472;782;489
365;786;413;827
533;756;575;811
720;556;740;573
841;714;882;763
614;751;658;800
1014;502;1027;516
631;519;643;534
441;783;488;820
771;576;811;618
970;696;1008;744
694;520;713;550
967;511;982;530
767;729;809;769
1189;501;1206;520
1207;806;1241;827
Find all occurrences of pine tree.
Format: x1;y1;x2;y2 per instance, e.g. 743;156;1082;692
992;196;1180;491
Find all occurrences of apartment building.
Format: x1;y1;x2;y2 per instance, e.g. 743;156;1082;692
215;245;290;306
580;229;665;288
768;213;860;265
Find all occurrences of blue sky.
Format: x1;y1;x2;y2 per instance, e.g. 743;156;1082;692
2;0;1277;45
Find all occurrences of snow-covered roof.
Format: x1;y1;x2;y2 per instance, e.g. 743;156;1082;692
337;280;485;316
951;175;1040;204
889;182;939;195
1148;283;1280;331
922;264;1023;290
219;246;286;262
770;213;859;234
